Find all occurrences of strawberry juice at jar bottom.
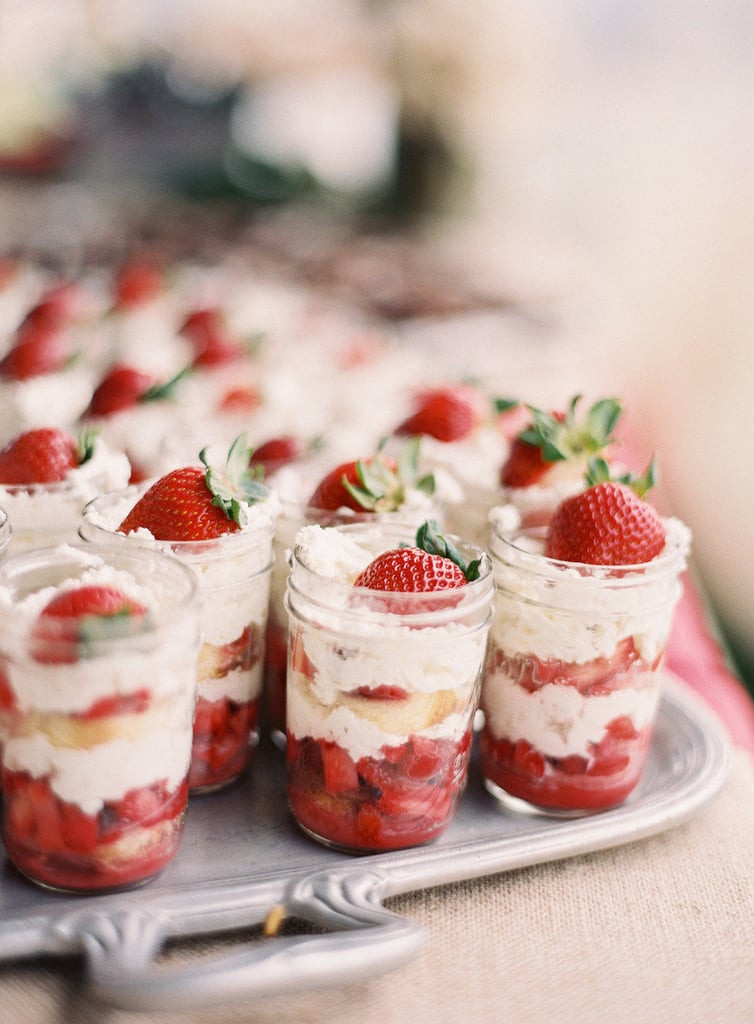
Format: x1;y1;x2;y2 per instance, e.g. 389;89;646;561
480;519;690;816
284;521;494;853
0;543;200;893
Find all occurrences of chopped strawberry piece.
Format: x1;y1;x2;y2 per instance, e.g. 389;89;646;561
321;742;360;795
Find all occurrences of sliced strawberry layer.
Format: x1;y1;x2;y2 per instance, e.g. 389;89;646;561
189;695;259;791
485;637;657;697
479;716;652;812
1;770;187;891
286;730;471;851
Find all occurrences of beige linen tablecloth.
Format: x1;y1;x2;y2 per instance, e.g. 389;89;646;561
1;745;752;1024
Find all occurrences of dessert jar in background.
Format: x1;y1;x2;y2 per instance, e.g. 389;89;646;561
480;509;690;815
285;521;495;853
0;506;12;557
0;542;200;893
81;485;277;793
0;431;131;554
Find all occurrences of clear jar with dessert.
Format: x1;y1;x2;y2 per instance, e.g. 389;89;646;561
480;511;690;815
285;520;495;853
0;542;200;893
81;486;277;793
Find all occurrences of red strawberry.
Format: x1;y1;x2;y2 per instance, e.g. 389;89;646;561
545;480;666;566
250;435;304;476
19;281;81;334
113;261;163;309
85;364;155;418
354;520;480;592
0;427;93;485
500;396;621;488
180;307;243;368
395;385;479;443
0;322;70;380
217;385;260;414
31;584;148;664
118;434;268;541
83;364;188;418
308;439;433;513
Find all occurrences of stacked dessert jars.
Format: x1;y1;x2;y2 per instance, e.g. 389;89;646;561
480;475;691;816
80;435;279;793
0;542;200;893
285;519;495;852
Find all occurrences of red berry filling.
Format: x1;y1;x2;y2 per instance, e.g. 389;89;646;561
189;695;259;791
1;770;188;891
480;717;652;812
286;729;472;851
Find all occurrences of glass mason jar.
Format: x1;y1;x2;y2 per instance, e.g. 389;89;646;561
480;512;691;816
285;521;495;853
81;486;276;793
0;542;200;893
0;505;12;557
266;494;445;744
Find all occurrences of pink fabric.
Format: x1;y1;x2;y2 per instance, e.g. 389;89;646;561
667;575;754;752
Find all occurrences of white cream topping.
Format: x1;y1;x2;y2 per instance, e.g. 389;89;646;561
482;666;660;759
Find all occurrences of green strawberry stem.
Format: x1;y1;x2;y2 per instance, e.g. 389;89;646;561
140;365;192;403
413;519;482;582
76;427;99;466
200;433;269;527
586;454;658;498
520;394;622;464
342;437;435;512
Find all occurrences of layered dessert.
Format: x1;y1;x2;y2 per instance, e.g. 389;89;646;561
81;435;279;792
0;427;131;552
481;468;690;814
286;519;494;851
265;438;448;738
0;543;200;892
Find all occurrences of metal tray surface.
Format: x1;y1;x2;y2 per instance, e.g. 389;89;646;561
0;675;731;1011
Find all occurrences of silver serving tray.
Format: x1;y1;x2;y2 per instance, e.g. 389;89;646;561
0;674;731;1012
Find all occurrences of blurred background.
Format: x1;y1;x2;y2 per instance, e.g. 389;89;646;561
0;0;752;691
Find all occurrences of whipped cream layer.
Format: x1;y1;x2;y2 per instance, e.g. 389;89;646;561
482;664;660;759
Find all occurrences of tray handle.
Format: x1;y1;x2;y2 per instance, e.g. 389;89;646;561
80;868;426;1011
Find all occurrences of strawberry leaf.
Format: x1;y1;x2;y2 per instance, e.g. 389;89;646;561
415;519;482;582
140;365;192;403
201;433;269;527
76;427;99;466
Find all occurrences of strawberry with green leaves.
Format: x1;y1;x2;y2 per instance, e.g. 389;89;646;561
354;519;481;592
83;364;189;419
500;395;622;489
0;427;95;485
0;320;72;381
31;585;148;664
544;457;666;566
118;434;269;541
307;438;435;514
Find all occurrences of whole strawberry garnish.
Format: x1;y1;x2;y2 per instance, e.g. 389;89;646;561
118;433;268;541
544;458;665;566
0;427;95;485
18;281;81;334
31;584;148;664
0;322;71;380
395;385;480;443
84;364;189;418
217;385;260;415
500;395;621;488
307;438;434;513
180;307;244;368
354;519;481;592
113;260;164;309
